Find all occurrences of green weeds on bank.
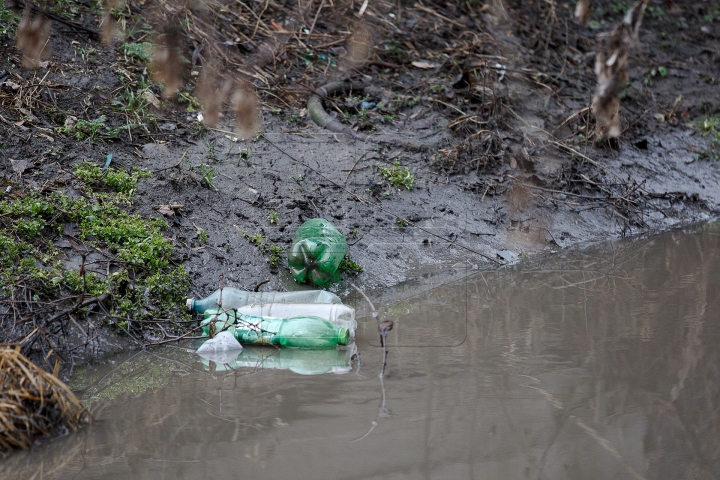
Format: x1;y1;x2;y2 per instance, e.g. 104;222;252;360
0;163;190;337
240;231;285;269
338;253;363;275
0;3;20;41
378;161;416;190
694;116;720;160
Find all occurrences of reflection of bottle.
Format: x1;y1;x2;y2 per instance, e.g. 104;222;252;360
201;309;350;348
288;218;347;286
199;345;356;375
237;303;356;333
186;287;342;313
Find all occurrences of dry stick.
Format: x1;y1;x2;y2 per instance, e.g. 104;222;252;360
306;0;327;42
262;135;501;265
351;283;393;377
42;293;110;327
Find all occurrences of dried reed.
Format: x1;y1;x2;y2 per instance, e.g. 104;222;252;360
591;0;648;138
0;348;89;458
15;8;50;70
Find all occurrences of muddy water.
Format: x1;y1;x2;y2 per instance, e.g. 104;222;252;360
5;226;720;480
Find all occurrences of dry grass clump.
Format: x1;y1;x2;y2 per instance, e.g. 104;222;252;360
152;26;184;99
233;82;260;139
339;23;374;72
15;8;50;70
0;348;89;457
591;0;648;138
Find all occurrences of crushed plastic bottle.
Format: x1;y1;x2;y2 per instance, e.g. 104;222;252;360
201;309;350;348
288;218;347;286
186;287;342;313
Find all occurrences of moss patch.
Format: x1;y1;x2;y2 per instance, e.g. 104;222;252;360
0;162;190;351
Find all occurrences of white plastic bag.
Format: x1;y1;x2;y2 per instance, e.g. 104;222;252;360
196;331;243;364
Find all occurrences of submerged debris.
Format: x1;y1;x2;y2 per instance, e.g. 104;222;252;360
0;348;89;457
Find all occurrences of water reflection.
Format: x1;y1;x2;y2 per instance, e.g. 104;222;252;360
3;227;720;479
197;344;357;375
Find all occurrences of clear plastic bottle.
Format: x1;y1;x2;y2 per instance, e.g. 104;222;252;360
237;302;356;333
186;287;342;313
201;309;350;348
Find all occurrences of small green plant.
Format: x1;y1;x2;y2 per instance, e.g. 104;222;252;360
74;161;151;195
396;217;409;228
191;120;208;138
179;92;202;112
644;65;667;86
121;42;153;63
199;163;215;189
0;2;20;40
197;229;208;244
73;43;99;63
57;116;107;140
205;140;217;161
349;228;359;238
56;116;137;141
237;147;251;166
647;5;665;18
115;87;154;128
338;253;363;275
378;161;416;190
267;210;279;224
694;116;720;160
240;230;284;269
51;0;80;19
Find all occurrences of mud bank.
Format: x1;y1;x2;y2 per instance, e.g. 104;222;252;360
1;0;720;359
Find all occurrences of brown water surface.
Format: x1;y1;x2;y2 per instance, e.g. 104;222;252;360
4;226;720;480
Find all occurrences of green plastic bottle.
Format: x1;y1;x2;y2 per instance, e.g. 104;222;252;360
201;309;349;348
288;218;347;286
186;287;342;313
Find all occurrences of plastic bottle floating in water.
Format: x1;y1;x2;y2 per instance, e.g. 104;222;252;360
237;302;356;333
186;287;342;313
201;309;350;348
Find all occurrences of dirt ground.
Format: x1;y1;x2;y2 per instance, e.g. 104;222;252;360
1;0;720;362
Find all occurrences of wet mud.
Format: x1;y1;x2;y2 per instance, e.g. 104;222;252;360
1;0;720;353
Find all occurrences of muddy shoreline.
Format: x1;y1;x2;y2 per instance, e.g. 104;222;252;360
1;0;720;363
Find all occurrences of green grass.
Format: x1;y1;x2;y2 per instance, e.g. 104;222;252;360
0;162;190;335
338;253;363;275
240;230;284;269
55;115;137;141
114;87;155;130
0;2;20;41
121;41;153;63
378;161;416;190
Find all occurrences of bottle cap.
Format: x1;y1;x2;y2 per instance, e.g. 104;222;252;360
337;328;349;346
185;298;194;312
